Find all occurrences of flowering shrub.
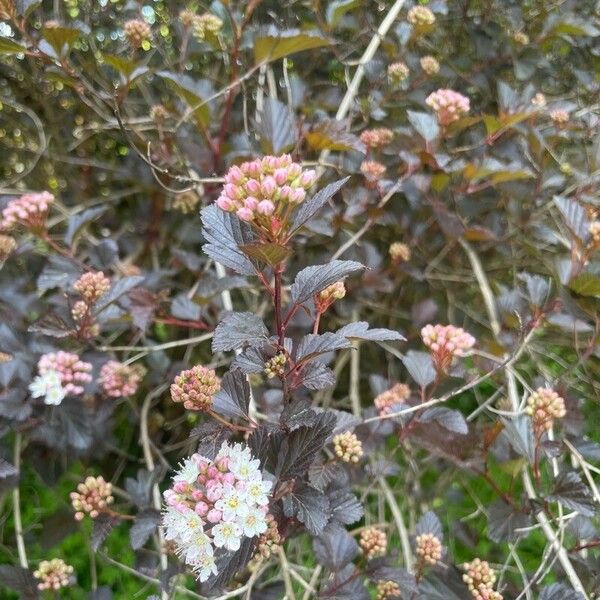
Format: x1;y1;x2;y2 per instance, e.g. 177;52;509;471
1;1;599;599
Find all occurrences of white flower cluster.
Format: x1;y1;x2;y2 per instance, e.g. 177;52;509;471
163;442;273;582
29;370;66;405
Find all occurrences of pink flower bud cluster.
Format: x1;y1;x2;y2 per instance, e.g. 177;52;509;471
360;128;394;149
163;442;273;582
374;383;410;416
254;513;281;559
421;324;475;371
415;533;443;565
124;18;151;48
170;365;220;411
34;558;74;591
216;155;316;226
420;55;440;75
387;61;410;84
426;89;470;126
360;160;386;180
525;387;566;434
0;191;54;232
407;5;436;26
315;281;346;313
70;475;114;520
359;527;387;559
377;580;402;600
38;351;93;396
99;361;145;398
550;109;569;125
462;559;503;600
531;93;546;108
389;241;411;263
333;431;363;463
73;271;110;303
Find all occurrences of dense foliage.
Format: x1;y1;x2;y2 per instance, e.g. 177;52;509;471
1;0;600;598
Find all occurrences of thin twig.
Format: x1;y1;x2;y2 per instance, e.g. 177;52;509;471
378;476;412;571
12;433;28;569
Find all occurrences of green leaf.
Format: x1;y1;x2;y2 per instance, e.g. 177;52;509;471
305;119;364;152
42;25;82;55
239;242;292;267
254;28;331;64
103;54;138;78
0;37;26;55
569;273;600;297
483;115;501;135
157;71;212;126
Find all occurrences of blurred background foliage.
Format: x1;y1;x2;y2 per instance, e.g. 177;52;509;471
1;0;600;597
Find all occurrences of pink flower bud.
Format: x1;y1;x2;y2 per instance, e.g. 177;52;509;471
300;169;317;187
245;179;261;195
273;168;288;185
279;185;292;200
223;472;235;485
287;163;301;179
216;196;235;211
262;156;278;170
257;200;275;215
195;501;209;516
173;481;188;493
261;176;277;198
223;183;239;200
207;509;222;523
208;466;219;479
236;207;254;221
289;188;306;204
226;165;244;184
206;485;223;503
244;197;258;210
243;160;261;178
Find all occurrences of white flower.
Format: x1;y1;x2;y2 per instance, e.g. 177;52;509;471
192;552;218;582
246;478;272;506
212;521;242;551
215;486;248;521
179;530;213;563
238;507;268;538
230;455;260;481
29;370;66;406
174;458;200;485
163;506;203;543
218;441;251;462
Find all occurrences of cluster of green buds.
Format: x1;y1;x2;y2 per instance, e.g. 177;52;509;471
315;281;346;314
333;431;363;463
376;580;401;600
264;353;287;379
